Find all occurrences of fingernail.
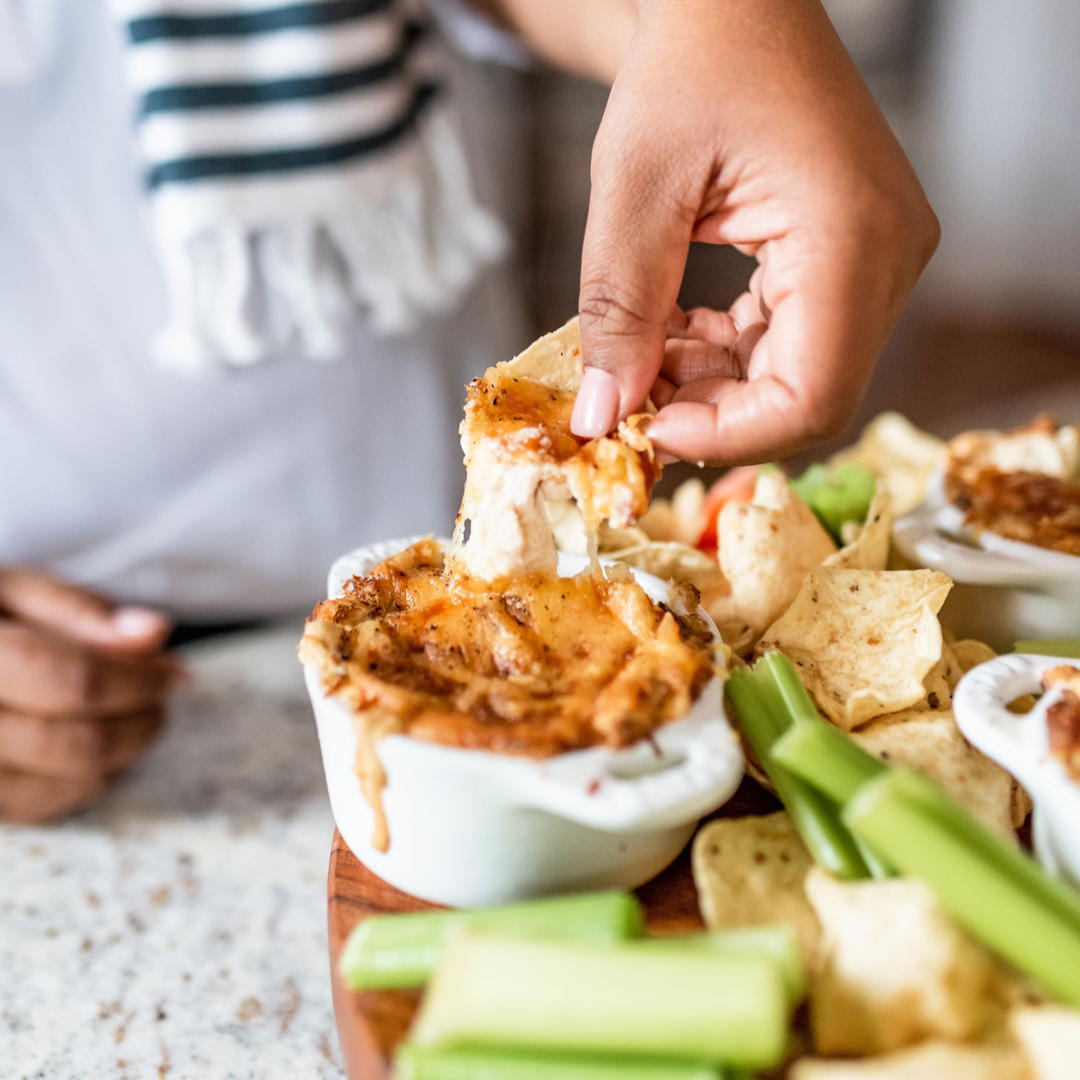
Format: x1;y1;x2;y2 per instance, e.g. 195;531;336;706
571;368;620;438
112;607;168;639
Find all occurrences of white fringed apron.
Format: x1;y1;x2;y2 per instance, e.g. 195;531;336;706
3;0;509;372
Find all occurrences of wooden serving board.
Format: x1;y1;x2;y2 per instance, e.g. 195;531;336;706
327;777;781;1080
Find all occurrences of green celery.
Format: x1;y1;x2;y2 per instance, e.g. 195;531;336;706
763;676;893;876
1014;639;1080;659
790;464;830;506
726;661;871;880
633;926;806;1005
772;717;886;805
878;768;1080;936
791;463;876;541
854;836;893;881
844;769;1080;1007
394;1044;729;1080
781;729;1080;934
760;651;822;723
411;934;790;1070
339;891;644;991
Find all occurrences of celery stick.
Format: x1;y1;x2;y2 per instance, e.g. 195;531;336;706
844;769;1080;1007
1014;639;1080;659
854;836;893;881
772;718;886;805
412;935;789;1070
634;926;805;1005
776;711;1080;930
726;665;871;880
790;464;830;516
760;651;822;723
395;1044;727;1080
791;464;876;541
340;891;644;991
878;768;1080;936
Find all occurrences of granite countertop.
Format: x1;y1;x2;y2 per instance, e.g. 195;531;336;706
1;623;344;1080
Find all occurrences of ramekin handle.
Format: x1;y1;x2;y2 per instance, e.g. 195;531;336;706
952;653;1057;777
893;505;1048;586
515;706;745;832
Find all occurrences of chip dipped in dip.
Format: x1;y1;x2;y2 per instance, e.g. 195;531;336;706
300;320;717;851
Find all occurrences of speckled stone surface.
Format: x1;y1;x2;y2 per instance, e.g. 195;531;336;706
1;623;344;1080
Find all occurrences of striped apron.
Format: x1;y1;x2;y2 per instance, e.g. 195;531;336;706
110;0;509;371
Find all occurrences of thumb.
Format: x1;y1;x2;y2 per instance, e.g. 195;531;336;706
572;65;698;437
0;567;171;656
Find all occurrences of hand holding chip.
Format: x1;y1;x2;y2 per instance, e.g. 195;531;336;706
572;0;940;464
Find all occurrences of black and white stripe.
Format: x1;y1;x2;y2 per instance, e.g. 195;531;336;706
109;0;508;371
116;0;435;189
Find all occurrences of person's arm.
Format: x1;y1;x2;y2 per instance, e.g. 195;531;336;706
0;568;175;823
469;0;637;84
570;0;940;464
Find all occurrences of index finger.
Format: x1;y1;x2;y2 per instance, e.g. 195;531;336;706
0;567;171;656
0;621;175;718
573;60;704;436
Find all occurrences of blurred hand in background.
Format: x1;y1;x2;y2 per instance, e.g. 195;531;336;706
571;0;940;464
0;570;175;824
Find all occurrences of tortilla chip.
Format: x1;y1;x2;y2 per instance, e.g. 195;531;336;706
911;639;964;713
850;710;1017;837
716;471;837;637
1012;782;1034;829
691;811;822;969
757;568;953;729
921;660;953;712
824;488;894;571
609;541;729;597
671;478;707;546
952;638;998;673
1011;1005;1080;1080
634;499;675;542
830;412;947;516
546;499;651;556
789;1042;1031;1080
500;316;584;392
806;870;1010;1056
713;618;756;658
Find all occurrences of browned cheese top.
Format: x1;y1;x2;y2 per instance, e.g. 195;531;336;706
945;416;1080;556
460;370;660;534
463;374;582;461
944;465;1080;556
300;539;716;757
1042;665;1080;782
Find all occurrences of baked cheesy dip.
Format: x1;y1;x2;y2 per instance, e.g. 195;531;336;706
300;319;716;850
945;415;1080;556
1041;666;1080;784
304;537;714;758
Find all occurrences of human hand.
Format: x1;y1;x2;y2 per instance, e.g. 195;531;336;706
571;0;940;463
0;569;176;824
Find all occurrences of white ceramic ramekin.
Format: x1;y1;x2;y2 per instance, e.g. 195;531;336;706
303;538;744;907
953;653;1080;890
893;474;1080;651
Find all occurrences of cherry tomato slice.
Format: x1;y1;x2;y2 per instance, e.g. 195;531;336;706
697;465;759;552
